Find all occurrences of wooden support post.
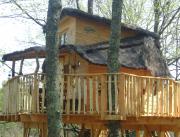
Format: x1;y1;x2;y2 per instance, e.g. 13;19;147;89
19;58;24;75
12;60;15;77
23;128;30;137
158;131;165;137
143;129;151;137
174;132;180;137
78;124;85;137
40;123;47;137
35;56;40;74
136;130;140;137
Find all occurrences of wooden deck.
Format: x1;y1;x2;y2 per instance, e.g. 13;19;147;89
0;73;180;136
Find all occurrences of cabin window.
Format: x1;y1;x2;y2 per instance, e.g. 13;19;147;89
60;33;68;45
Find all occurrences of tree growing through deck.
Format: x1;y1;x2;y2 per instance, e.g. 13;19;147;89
107;0;123;136
45;0;63;137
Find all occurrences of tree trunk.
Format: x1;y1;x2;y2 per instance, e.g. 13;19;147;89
107;0;123;136
88;0;94;14
45;0;62;137
153;0;160;34
153;0;161;49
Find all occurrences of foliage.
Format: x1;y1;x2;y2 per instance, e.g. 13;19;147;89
0;123;23;137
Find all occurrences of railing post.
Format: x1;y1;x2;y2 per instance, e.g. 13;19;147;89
119;74;126;119
101;74;107;119
174;82;177;117
32;74;38;113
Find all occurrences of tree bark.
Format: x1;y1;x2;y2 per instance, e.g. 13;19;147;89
45;0;62;137
107;0;123;136
88;0;94;14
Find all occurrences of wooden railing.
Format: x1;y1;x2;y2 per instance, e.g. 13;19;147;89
2;73;180;119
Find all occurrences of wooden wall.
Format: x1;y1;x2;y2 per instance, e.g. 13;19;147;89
75;17;137;45
60;52;152;76
58;16;138;46
60;52;89;74
58;16;76;44
89;64;152;76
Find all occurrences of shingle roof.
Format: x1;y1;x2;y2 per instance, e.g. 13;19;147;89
2;36;170;77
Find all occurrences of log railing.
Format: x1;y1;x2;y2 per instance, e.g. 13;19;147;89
2;73;180;119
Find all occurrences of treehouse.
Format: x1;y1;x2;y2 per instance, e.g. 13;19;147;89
0;8;180;137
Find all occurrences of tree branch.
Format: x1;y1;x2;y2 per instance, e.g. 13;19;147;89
159;7;180;35
10;0;45;27
0;60;19;75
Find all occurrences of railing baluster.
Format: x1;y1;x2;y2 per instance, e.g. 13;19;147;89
108;75;112;114
141;78;145;115
134;76;138;116
146;78;149;115
133;76;136;116
114;74;118;114
42;75;46;113
101;75;106;118
89;77;93;114
83;78;87;114
66;75;71;115
169;80;173;116
126;76;131;115
130;76;133;115
161;80;164;115
166;80;169;115
119;74;125;118
78;77;81;114
151;79;154;115
137;77;141;117
156;79;159;115
72;76;76;114
95;76;99;114
174;82;177;116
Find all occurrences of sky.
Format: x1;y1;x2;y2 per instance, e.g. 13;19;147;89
0;12;44;87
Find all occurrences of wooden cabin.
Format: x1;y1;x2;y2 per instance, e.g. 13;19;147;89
0;8;180;137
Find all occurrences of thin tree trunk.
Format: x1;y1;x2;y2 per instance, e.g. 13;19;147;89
76;0;80;10
45;0;62;137
153;0;161;49
107;0;123;136
88;0;94;14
